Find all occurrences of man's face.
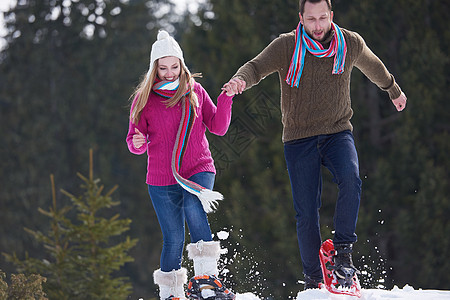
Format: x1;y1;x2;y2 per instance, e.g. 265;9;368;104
299;0;333;42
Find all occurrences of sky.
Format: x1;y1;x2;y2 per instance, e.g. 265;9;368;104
0;0;14;41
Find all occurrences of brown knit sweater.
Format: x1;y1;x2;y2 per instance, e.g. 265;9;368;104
233;28;402;143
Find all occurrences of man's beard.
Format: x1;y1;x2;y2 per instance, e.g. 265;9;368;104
306;26;332;43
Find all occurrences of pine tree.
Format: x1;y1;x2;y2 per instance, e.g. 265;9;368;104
3;150;138;299
0;269;47;300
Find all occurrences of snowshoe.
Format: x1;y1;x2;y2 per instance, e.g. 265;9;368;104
319;239;361;298
187;275;235;300
331;243;360;288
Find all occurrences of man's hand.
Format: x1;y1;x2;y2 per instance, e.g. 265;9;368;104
392;92;407;111
222;77;246;96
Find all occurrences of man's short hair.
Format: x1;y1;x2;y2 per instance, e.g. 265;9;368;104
299;0;332;15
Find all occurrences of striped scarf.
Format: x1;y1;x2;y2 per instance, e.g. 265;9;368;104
153;79;223;213
286;22;347;88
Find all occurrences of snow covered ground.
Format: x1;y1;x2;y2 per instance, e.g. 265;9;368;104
214;230;450;300
138;231;449;299
235;285;450;299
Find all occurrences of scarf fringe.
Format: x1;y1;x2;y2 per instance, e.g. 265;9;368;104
198;189;223;213
172;167;224;214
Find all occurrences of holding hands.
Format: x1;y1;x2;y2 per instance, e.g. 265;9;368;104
392;92;407;111
133;128;147;149
222;77;246;96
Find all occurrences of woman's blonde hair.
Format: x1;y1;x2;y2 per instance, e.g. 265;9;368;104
129;58;200;125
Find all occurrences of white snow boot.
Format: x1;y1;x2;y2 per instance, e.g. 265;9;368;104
186;240;221;277
153;268;187;300
186;241;235;300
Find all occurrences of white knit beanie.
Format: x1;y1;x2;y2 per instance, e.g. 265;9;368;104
147;30;187;77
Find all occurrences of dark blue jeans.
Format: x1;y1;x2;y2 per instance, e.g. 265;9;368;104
284;130;361;279
148;172;215;272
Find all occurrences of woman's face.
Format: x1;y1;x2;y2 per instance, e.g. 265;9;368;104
157;56;181;81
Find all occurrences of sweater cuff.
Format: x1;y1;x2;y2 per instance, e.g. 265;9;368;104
232;74;250;91
387;84;402;100
218;91;234;104
382;74;402;99
128;142;147;155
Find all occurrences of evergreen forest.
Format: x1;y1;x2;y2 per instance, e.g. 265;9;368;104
0;0;449;299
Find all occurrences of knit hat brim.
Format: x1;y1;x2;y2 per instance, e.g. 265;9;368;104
148;30;187;77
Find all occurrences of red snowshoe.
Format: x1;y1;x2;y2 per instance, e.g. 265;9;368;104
319;239;362;298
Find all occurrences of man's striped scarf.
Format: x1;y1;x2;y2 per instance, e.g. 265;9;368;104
152;79;223;213
286;22;347;88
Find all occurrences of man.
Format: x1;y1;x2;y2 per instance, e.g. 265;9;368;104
224;0;407;289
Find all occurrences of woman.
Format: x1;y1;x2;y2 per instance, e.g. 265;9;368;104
126;30;236;300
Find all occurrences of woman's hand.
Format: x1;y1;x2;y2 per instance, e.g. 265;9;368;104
133;128;146;149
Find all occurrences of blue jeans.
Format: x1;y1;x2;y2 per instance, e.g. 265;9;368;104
284;130;361;279
148;172;215;272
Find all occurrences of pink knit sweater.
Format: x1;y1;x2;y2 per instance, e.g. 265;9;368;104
126;81;233;186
